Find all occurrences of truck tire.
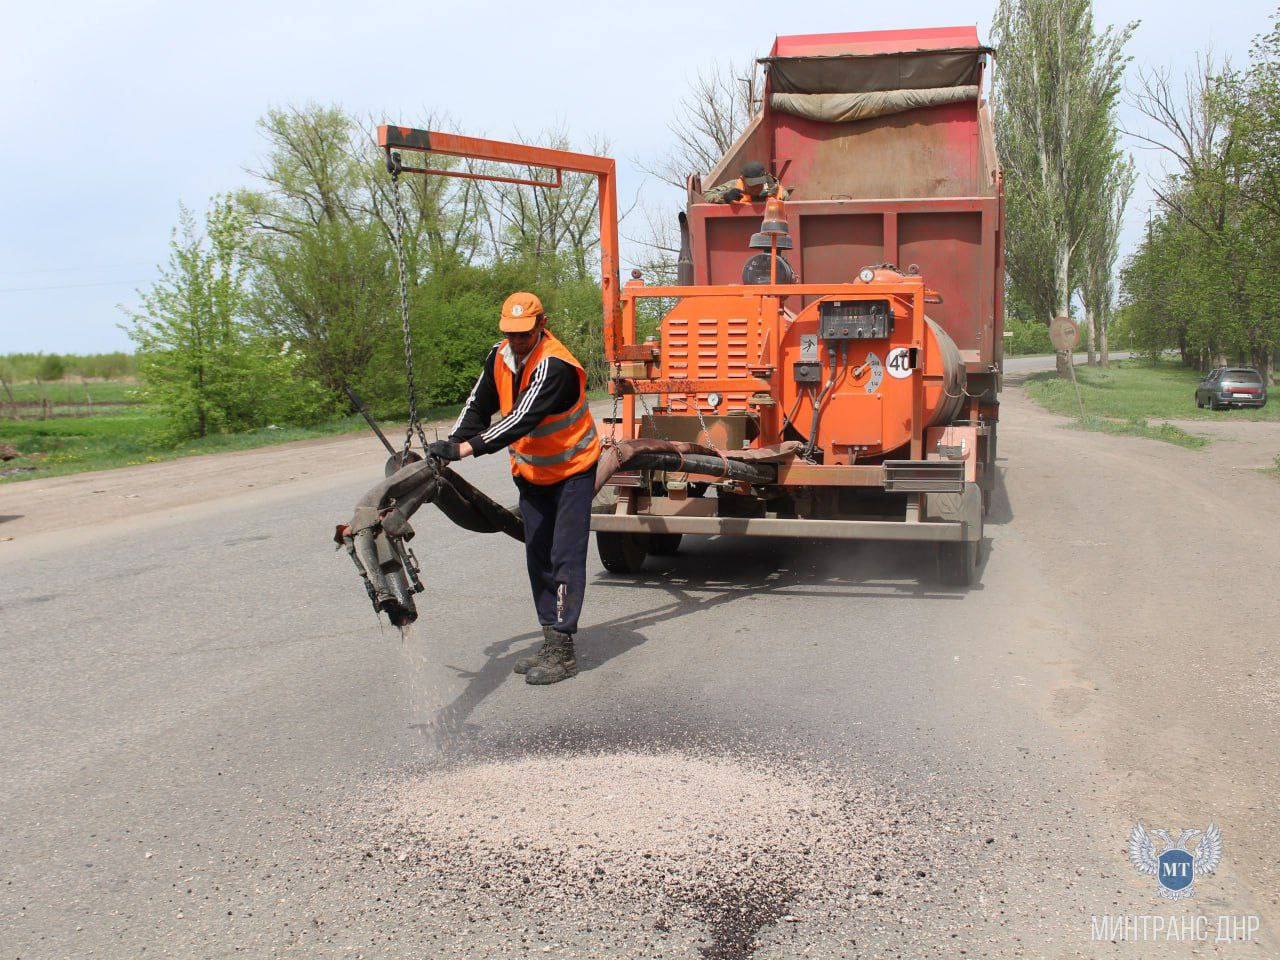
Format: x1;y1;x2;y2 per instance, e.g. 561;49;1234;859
936;506;983;587
980;425;998;517
646;533;683;556
597;531;648;574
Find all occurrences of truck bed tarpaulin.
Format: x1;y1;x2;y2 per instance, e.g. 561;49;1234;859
771;86;978;123
764;50;985;94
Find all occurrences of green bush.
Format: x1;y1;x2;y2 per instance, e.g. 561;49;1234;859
37;354;66;381
1004;316;1053;355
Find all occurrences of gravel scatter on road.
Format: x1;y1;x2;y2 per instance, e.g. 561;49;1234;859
321;746;990;958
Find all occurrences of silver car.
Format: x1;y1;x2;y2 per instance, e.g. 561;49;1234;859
1195;367;1268;410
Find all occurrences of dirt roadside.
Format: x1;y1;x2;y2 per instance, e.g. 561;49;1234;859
998;389;1280;934
0;422;433;548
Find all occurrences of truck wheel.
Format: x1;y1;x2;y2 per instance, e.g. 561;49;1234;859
597;531;648;574
936;501;984;587
646;533;683;556
980;425;998;517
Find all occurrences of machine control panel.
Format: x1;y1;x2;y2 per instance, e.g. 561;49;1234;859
818;299;892;340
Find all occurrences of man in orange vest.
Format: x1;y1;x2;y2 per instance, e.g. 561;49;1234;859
427;292;601;685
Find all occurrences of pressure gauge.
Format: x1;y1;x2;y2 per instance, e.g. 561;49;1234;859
707;392;722;409
858;267;876;283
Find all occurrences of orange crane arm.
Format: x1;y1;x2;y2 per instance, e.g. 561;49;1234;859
376;126;622;364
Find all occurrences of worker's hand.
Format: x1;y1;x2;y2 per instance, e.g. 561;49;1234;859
428;440;462;462
722;187;745;203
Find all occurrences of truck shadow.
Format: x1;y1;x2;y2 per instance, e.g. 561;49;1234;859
415;534;978;748
986;457;1014;525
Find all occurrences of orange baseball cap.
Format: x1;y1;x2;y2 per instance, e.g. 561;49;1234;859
500;291;544;333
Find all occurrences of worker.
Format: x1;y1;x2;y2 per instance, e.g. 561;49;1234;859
703;160;787;204
427;292;601;686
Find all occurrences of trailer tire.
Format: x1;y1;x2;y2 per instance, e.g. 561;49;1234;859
646;533;683;556
597;531;648;574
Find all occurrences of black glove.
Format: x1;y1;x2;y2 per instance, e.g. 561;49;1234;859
428;439;461;462
722;187;745;203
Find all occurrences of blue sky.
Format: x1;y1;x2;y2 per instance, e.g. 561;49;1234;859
1;0;1273;353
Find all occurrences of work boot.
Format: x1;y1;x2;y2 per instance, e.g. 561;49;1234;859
524;630;578;685
514;626;556;675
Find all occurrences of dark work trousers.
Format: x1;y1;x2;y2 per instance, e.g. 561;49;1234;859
515;462;597;636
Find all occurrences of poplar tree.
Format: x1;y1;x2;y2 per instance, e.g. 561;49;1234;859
992;0;1135;376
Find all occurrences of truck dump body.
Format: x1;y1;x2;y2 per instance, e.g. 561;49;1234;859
689;26;1002;376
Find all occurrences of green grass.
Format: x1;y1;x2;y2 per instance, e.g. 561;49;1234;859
1026;358;1277;422
4;379;140;405
1025;358;1275;448
1074;414;1208;449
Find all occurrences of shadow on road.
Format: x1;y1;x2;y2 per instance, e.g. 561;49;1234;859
414;535;981;747
986;458;1014;526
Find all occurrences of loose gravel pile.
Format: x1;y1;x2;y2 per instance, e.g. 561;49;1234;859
343;747;980;956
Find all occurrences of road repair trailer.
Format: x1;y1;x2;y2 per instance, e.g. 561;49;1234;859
594;27;1004;585
357;25;1003;621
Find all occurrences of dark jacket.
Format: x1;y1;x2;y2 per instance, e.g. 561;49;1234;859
447;339;581;456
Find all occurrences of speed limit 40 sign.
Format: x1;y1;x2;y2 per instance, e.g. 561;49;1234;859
885;347;913;378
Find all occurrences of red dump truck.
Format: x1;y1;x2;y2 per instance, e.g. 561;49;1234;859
373;25;1003;594
592;26;1004;584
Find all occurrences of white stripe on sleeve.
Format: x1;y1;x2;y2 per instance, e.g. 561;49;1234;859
482;358;549;443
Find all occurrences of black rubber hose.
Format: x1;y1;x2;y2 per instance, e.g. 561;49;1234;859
620;451;776;486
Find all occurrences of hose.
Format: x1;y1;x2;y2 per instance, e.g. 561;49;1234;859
337;437;791;625
802;341;846;460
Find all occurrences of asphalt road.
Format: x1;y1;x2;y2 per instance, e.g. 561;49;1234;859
2;350;1275;959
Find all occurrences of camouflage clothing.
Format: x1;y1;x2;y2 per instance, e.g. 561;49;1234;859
703;174;785;204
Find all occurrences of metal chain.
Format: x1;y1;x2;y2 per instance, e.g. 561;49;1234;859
692;397;711;447
387;161;428;457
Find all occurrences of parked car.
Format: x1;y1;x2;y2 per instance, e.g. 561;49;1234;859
1195;367;1268;409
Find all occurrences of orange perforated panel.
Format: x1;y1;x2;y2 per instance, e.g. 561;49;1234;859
660;295;765;414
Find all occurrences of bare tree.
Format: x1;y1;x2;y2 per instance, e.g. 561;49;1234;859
643;57;762;190
1127;55;1235;239
480;126;608;278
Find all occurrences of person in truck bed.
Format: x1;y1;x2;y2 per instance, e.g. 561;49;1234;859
704;161;788;203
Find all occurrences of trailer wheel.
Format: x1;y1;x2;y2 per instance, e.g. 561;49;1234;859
597;531;648;574
646;533;683;556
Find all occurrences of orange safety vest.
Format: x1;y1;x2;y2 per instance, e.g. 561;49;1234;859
494;331;601;485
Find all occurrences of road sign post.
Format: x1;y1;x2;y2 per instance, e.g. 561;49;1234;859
1051;317;1086;419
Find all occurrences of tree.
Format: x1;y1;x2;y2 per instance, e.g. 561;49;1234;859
643;57;762;190
125;199;332;438
476;126;609;281
993;0;1135;376
238;105;398;399
37;354;65;382
1081;154;1136;366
